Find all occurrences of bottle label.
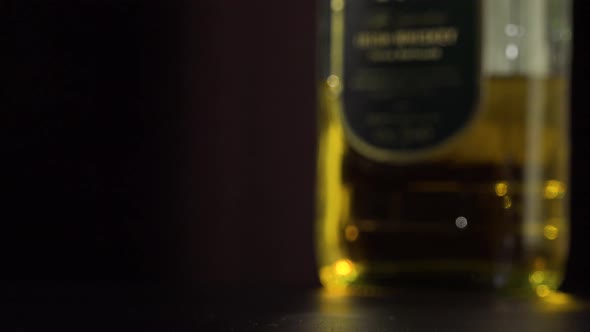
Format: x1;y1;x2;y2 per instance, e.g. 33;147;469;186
342;0;480;162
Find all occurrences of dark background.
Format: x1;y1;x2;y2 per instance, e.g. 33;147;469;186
3;0;589;295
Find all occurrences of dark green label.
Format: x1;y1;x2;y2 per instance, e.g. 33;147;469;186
343;0;480;157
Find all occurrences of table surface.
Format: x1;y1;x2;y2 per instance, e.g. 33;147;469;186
4;284;590;331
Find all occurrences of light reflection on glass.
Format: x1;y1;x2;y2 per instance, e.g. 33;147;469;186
503;196;512;209
530;271;545;284
544;225;559;240
455;216;468;229
335;259;353;276
495;181;508;196
327;75;341;88
345;225;360;242
505;23;522;37
319;259;359;289
544;180;566;200
536;285;552;298
505;43;519;60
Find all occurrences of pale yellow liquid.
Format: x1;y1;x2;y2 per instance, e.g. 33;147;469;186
316;77;570;296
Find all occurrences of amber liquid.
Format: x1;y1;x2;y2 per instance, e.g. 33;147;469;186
316;77;569;294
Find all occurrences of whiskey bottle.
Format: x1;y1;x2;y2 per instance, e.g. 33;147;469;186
316;0;572;295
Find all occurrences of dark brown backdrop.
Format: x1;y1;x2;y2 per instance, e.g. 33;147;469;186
185;0;317;286
3;0;590;295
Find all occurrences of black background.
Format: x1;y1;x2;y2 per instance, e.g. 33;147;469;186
3;0;590;296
